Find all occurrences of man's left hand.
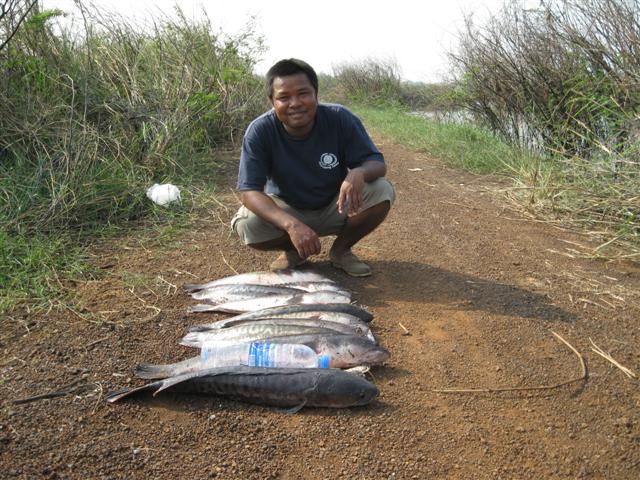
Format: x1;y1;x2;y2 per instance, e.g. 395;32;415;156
337;168;365;217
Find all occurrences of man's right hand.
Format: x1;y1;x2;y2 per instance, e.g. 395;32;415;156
286;221;321;259
240;190;321;259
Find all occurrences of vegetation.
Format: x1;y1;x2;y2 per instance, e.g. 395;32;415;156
448;0;639;254
0;2;266;313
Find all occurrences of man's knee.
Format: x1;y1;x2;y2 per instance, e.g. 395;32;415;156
231;207;284;246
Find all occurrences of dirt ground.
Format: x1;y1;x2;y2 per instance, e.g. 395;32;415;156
2;135;640;479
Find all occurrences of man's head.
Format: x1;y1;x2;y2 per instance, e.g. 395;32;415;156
266;58;318;99
266;59;318;138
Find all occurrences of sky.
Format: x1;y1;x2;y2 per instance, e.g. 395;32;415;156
43;0;511;82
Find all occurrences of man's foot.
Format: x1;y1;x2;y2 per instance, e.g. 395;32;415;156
270;250;307;271
329;249;371;277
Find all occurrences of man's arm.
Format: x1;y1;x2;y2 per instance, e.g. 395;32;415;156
239;190;322;258
337;160;387;216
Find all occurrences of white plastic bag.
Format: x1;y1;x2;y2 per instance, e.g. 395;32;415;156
146;183;181;206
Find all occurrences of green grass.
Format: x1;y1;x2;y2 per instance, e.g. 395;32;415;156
0;229;88;315
352;105;544;175
353;104;638;257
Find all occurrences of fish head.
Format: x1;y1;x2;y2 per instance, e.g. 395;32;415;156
326;336;390;368
312;371;379;407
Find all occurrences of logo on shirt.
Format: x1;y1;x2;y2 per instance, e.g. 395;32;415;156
319;153;339;169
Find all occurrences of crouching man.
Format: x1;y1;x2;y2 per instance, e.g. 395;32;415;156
232;58;394;277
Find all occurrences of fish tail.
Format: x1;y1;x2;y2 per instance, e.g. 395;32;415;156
182;283;203;293
105;382;159;403
188;304;217;313
179;333;201;348
134;363;174;380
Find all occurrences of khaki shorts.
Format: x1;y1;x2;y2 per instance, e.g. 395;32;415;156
232;178;395;245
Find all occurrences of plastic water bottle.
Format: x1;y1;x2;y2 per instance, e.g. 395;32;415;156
200;341;329;368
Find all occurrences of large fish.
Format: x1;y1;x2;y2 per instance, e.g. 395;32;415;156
175;333;390;368
189;317;376;343
183;270;333;293
191;284;305;304
188;291;351;314
191;283;351;305
107;366;379;410
180;323;339;347
190;302;374;322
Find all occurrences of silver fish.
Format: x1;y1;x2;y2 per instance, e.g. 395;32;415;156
183;270;334;292
191;302;374;322
136;335;386;378
188;291;351;314
107;366;379;410
177;333;389;368
180;323;339;347
190;317;376;343
191;284;305;304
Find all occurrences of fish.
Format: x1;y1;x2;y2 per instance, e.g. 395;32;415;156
175;333;390;368
189;311;367;331
282;281;348;294
180;323;340;347
107;366;379;410
191;284;306;304
190;302;374;322
189;317;376;343
183;270;333;293
188;291;351;314
191;283;351;305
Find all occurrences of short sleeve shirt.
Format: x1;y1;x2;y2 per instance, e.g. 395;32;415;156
237;103;384;210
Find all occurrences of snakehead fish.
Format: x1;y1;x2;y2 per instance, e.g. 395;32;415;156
107;366;378;410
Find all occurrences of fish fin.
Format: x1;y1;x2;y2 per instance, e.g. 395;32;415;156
188;304;217;313
105;382;160;403
279;401;307;414
188;324;216;332
134;363;172;380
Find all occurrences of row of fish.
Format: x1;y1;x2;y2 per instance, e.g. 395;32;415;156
107;269;388;410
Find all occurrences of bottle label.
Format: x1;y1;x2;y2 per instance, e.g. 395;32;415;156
249;342;272;367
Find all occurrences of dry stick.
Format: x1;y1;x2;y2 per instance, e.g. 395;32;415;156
219;249;239;275
433;331;587;394
398;322;411;336
589;338;637;379
85;337;108;349
12;378;89;405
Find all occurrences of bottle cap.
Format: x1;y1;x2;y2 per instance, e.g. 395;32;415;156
318;355;330;369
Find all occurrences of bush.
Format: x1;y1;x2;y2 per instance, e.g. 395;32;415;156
0;3;266;234
332;58;402;106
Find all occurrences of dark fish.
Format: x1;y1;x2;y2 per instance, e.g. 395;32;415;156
191;303;374;322
189;311;366;332
108;366;378;410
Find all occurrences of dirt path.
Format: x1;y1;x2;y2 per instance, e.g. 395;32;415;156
2;136;640;479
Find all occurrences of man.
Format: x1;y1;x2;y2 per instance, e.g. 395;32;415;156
231;58;394;277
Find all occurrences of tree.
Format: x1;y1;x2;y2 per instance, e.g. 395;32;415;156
0;0;38;52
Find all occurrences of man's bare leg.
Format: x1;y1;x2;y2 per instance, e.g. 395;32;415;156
329;201;390;276
247;236;306;270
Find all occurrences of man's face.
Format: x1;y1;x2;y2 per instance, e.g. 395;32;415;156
270;73;318;138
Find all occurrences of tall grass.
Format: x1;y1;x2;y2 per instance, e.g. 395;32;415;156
0;3;266;313
331;58;403;106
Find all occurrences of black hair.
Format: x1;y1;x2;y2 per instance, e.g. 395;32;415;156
265;58;318;99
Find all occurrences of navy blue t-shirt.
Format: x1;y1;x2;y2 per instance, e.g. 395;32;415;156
237;103;384;210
